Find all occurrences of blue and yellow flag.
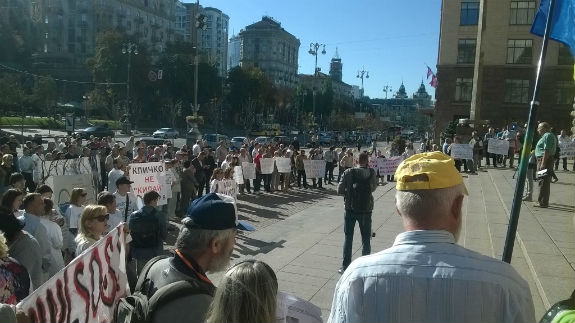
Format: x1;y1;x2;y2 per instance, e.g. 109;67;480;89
531;0;575;57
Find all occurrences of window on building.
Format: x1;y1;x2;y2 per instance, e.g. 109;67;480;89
507;39;532;64
457;39;476;64
558;44;574;65
455;78;473;101
505;79;530;103
556;81;575;104
510;1;536;25
460;2;479;25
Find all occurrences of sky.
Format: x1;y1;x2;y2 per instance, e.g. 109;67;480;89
183;0;442;99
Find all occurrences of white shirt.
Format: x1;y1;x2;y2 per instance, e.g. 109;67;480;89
32;153;43;182
107;208;123;232
114;192;138;220
238;154;251;164
192;144;202;156
40;217;65;276
221;160;230;171
328;230;535;323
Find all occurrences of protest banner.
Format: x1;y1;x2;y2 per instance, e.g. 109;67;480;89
377;156;404;175
450;144;473;160
276;291;322;323
303;160;326;178
260;158;275;174
233;166;244;185
219;179;238;199
129;162;170;205
488;139;509;155
18;225;130;323
368;157;378;170
275;157;292;173
242;162;256;179
560;142;575;158
47;174;97;208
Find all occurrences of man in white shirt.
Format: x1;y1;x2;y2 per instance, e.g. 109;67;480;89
556;129;570;171
108;157;125;193
105;147;119;173
31;145;44;185
192;140;203;157
329;152;535;323
114;176;138;222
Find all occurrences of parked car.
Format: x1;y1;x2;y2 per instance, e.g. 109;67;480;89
152;128;179;139
254;136;272;146
138;137;167;147
319;133;335;146
203;133;229;149
74;126;114;139
230;136;246;149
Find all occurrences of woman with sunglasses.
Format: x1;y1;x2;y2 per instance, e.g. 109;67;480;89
75;205;109;255
205;260;278;323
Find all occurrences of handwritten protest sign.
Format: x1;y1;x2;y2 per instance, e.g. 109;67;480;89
260;158;275;174
48;174;96;207
219;179;238;198
275;157;292;173
450;144;473;160
233;166;244;185
18;225;129;323
129;162;169;205
368;157;378;170
242;162;256;179
560;142;575;158
377;156;404;175
303;160;326;178
488;139;509;155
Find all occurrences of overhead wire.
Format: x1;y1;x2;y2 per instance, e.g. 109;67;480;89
0;63;126;86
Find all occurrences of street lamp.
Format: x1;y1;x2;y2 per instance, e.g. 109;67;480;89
383;85;393;99
122;42;138;134
357;67;369;96
308;42;326;127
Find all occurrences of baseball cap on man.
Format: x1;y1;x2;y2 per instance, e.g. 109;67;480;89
116;176;134;186
395;152;468;194
184;193;254;231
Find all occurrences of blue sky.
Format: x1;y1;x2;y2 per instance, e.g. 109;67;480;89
183;0;442;99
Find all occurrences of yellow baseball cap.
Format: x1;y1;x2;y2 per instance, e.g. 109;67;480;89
395;152;468;194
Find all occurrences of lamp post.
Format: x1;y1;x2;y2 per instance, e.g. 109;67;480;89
308;42;326;126
383;85;393;99
122;42;138;135
357;67;369;97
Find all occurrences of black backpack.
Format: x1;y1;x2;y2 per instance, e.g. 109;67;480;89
349;168;374;213
114;255;215;323
130;208;160;248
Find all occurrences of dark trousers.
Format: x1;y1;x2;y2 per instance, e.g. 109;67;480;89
312;177;322;188
337;166;344;182
537;157;554;206
196;178;206;198
387;174;394;181
485;150;497;166
263;174;271;192
342;210;372;268
555;157;568;170
325;162;334;182
254;172;262;191
22;172;36;192
297;170;307;187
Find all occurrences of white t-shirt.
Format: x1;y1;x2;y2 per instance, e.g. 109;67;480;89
32;153;43;182
107;208;123;232
210;179;221;193
40;217;65;276
192;144;202;156
114;192;138;220
66;205;84;229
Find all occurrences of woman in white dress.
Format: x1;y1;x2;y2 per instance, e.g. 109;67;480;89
40;198;65;277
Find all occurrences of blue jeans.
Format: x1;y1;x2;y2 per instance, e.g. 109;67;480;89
342;210;372;268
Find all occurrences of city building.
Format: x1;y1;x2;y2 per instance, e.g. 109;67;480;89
329;48;343;82
298;72;353;103
435;0;574;141
351;85;362;99
228;34;241;70
238;16;300;88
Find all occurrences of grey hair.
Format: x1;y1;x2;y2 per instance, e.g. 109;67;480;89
395;184;466;222
176;225;236;255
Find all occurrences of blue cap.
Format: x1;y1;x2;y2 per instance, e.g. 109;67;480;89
184;193;254;231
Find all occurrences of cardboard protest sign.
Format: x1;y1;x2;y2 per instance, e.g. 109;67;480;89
242;162;256;179
450;144;473;160
560;142;575;158
219;179;238;199
260;158;275;174
303;160;326;178
368;157;378;170
129;162;170;205
47;174;97;207
377;156;404;175
488;139;509;155
275;157;292;173
18;225;130;323
233;166;244;185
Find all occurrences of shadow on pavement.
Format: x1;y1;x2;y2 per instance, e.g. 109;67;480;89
232;234;286;258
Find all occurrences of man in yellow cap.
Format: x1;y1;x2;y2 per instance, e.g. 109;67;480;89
328;152;535;323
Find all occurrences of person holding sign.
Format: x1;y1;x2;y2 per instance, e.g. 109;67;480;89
295;150;308;189
483;128;497;167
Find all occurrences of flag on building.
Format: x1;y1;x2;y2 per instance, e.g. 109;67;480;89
531;0;575;56
427;66;433;79
430;75;438;88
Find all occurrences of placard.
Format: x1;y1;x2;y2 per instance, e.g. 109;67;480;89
260;158;275;174
47;174;97;207
377;156;404;175
488;139;510;155
275;157;292;173
241;162;256;180
233;166;244;185
450;144;473;160
559;142;575;158
303;160;326;178
368;157;378;170
129;162;170;205
18;225;129;323
219;179;238;199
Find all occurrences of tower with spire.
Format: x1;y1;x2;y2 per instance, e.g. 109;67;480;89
395;82;408;99
329;47;343;82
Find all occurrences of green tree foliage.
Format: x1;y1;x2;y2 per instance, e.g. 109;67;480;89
441;120;458;142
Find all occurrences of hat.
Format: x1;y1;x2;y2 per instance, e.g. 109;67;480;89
184;193;254;231
395;152;468;194
116;176;134;186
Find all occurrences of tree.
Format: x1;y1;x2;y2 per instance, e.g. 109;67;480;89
441;120;458;142
31;76;57;115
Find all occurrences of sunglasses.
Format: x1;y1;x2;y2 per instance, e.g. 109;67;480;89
94;214;109;222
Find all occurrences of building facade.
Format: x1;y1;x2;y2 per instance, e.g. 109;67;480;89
298;72;353;103
435;0;574;141
228;34;241;70
239;16;300;88
329;49;343;82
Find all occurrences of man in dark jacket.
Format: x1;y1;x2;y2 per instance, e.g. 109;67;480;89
337;152;377;274
191;151;207;198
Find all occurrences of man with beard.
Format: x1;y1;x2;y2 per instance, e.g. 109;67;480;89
142;193;253;323
329;152;535;323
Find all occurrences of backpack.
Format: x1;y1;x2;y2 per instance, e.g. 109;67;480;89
130;208;160;248
349;168;374;213
114;255;214;323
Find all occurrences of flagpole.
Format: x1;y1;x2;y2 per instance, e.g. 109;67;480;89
502;0;556;263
